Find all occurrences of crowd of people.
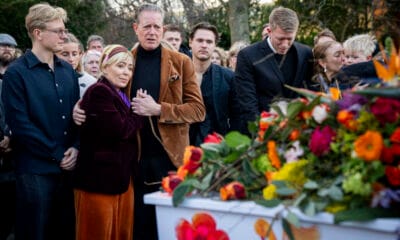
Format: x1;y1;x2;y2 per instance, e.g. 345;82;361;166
0;2;383;240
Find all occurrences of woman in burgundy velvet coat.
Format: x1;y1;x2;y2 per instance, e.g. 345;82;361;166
73;44;142;240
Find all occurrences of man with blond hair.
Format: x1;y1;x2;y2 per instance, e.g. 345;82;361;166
235;6;313;133
2;3;79;239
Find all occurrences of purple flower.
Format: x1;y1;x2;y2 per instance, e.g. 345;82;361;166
336;92;368;110
371;189;400;208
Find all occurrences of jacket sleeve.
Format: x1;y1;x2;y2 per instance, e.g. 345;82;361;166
234;49;260;133
82;85;142;141
2;69;65;161
159;54;205;124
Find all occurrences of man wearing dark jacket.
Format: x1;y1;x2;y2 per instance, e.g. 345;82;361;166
2;4;79;239
235;6;313;133
188;22;241;145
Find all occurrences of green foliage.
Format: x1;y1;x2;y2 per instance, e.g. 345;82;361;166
0;0;106;50
275;0;374;44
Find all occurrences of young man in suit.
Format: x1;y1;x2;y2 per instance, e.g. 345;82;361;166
188;22;241;145
235;6;313;134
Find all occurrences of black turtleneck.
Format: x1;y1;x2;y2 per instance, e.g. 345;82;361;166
131;45;161;100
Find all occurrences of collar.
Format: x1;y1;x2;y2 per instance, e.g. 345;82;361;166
267;37;277;54
25;49;62;69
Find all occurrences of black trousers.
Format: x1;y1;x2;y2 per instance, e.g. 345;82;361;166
133;153;176;240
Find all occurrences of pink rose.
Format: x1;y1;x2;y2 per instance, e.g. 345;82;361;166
309;126;336;157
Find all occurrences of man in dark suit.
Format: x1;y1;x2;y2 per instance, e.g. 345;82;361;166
235;6;313;133
188;22;241;145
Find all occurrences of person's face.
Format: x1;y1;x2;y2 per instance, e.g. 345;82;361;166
84;54;100;78
189;29;216;62
319;43;344;75
37;19;68;53
88;40;103;53
0;44;16;65
133;11;164;51
343;50;370;66
163;31;182;51
56;42;81;70
211;51;222;65
103;57;134;90
268;26;296;55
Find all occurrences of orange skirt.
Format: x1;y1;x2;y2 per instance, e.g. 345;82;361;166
74;180;134;240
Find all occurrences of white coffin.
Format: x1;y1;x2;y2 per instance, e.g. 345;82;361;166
144;191;400;240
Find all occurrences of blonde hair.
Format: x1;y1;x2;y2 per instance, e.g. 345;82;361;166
269;6;299;32
100;44;134;97
25;3;67;39
213;47;228;67
343;33;376;57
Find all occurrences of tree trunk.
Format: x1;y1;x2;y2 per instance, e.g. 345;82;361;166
228;0;250;44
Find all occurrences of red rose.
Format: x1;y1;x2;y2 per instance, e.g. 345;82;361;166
370;98;400;124
385;166;400;186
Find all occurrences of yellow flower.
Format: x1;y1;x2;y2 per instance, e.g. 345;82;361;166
263;184;277;200
354;130;383;161
325;203;347;213
273;160;308;187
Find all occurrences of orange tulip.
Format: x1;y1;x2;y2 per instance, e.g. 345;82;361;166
220;181;246;200
254;218;277;240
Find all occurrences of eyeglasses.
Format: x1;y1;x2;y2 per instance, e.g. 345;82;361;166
44;28;69;37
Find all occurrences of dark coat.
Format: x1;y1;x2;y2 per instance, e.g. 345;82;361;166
190;64;241;145
2;50;80;174
74;77;142;195
235;40;313;130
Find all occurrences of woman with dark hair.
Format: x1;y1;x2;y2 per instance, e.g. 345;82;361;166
312;40;344;92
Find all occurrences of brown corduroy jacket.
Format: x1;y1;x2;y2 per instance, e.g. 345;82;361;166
129;46;206;167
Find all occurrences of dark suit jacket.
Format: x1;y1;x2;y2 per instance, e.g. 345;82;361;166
235;40;313;131
190;64;241;145
74;77;142;195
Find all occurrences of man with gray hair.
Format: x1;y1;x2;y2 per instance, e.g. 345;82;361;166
86;34;105;52
235;6;313;134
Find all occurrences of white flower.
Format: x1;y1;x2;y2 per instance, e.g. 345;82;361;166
270;101;288;116
284;141;304;163
312;104;328;124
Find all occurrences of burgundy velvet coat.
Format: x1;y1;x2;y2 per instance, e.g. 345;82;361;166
74;77;142;195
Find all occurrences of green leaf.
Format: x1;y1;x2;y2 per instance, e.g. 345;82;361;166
286;211;300;227
223;151;241;163
172;182;193;207
286;101;304;119
304;180;319;189
304;201;316;216
276;187;296;196
282;217;295;240
354;87;400;99
328;186;343;201
271;180;287;188
255;199;282;208
334;208;400;223
225;131;251;148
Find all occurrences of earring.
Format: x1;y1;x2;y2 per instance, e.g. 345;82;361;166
323;67;327;73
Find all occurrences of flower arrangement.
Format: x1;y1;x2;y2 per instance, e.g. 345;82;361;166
162;46;400;225
175;212;229;240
